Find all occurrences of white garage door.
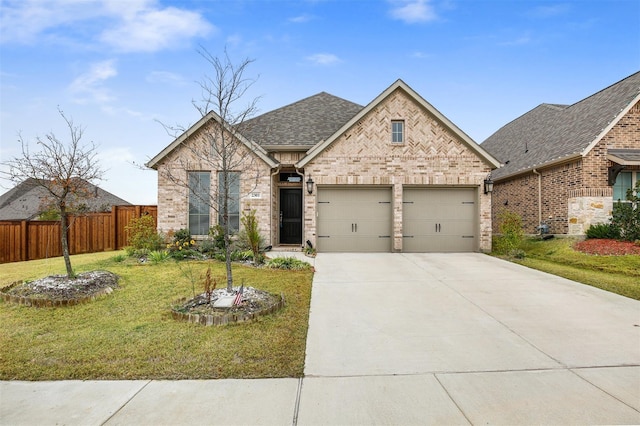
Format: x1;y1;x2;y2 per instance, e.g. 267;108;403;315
317;188;392;252
403;188;477;252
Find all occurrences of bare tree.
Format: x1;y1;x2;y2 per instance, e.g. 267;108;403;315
158;47;263;292
1;108;104;277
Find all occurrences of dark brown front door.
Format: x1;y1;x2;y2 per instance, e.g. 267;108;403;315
280;188;302;244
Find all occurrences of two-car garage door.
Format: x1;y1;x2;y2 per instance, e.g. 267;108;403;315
316;187;477;252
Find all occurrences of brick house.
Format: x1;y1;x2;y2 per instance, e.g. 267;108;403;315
147;79;499;252
482;71;640;235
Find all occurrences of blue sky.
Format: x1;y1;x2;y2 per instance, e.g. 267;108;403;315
1;0;639;204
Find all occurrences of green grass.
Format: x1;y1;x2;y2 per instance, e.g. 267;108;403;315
497;237;640;300
0;251;313;380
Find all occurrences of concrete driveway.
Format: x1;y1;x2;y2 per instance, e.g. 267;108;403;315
300;253;640;424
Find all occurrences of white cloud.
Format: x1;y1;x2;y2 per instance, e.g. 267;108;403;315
529;3;571;18
69;60;118;104
289;14;313;23
100;3;215;52
1;0;215;53
389;0;437;24
146;71;188;86
306;53;341;66
499;32;533;46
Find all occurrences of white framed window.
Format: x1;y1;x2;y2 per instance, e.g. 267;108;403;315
218;171;240;232
613;171;638;201
188;171;211;236
391;120;404;143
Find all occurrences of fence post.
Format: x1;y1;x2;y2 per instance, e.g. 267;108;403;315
20;220;28;261
111;206;118;250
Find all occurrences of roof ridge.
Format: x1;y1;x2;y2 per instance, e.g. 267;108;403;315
567;70;640;109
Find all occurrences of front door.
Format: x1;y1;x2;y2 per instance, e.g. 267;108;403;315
280;188;302;244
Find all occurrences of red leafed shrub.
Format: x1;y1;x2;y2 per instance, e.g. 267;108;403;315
574;239;640;256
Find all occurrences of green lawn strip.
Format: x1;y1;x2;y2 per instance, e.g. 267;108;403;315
0;253;313;380
496;238;640;300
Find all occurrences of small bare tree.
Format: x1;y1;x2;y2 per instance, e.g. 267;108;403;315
1;108;104;277
158;47;263;292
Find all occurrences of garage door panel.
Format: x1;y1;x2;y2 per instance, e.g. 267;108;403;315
317;188;392;252
403;188;477;253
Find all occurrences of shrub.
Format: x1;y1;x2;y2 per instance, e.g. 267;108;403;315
612;182;640;241
585;222;620;239
264;257;311;270
125;215;163;254
240;209;265;264
149;250;170;264
208;225;226;250
172;229;192;245
494;210;524;255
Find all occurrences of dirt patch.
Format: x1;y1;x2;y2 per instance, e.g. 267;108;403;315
1;271;119;306
574;239;640;256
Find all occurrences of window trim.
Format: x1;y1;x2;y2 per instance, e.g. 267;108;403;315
391;120;404;144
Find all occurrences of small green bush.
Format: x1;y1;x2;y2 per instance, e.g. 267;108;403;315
612;182;640;241
585;222;620;239
125;215;163;253
149;250;170;264
494;210;524;255
208;225;226;250
264;257;311;270
172;229;192;245
240;209;265;264
112;254;127;263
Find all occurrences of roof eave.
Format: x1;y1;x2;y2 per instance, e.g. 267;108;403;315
492;153;583;182
580;92;640;157
146;111;278;170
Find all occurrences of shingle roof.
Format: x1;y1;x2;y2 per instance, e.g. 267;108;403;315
0;178;131;221
482;71;640;180
243;92;364;148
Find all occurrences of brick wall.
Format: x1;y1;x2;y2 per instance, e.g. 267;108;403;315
304;88;494;251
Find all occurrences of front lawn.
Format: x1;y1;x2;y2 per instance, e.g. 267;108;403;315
500;237;640;300
0;251;313;380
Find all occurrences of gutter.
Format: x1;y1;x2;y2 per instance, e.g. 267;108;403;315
532;168;542;228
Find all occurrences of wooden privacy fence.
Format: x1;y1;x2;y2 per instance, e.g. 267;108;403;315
0;205;157;264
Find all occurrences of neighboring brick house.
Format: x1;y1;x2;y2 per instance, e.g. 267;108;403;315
147;80;500;252
482;71;640;235
0;178;131;221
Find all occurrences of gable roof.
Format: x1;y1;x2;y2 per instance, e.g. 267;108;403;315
243;92;364;150
482;71;640;180
0;178;131;221
146;110;278;170
296;79;500;169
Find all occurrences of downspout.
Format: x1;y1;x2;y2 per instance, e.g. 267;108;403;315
532;168;542;229
270;167;280;246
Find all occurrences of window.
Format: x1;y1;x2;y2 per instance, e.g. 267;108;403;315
613;171;636;201
218;171;240;232
391;120;404;143
188;172;211;235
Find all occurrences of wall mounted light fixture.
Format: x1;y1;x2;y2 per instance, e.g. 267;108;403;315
484;176;494;194
306;176;314;194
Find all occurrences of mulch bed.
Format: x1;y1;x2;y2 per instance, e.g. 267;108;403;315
573;239;640;256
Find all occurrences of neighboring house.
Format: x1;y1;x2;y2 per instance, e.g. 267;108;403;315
482;71;640;235
0;178;131;221
147;79;500;252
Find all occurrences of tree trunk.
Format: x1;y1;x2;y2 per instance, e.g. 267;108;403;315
60;205;74;278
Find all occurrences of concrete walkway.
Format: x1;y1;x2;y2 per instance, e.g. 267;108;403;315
1;253;639;425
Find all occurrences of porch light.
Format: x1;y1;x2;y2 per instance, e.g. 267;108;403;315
483;177;494;194
306;176;314;194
